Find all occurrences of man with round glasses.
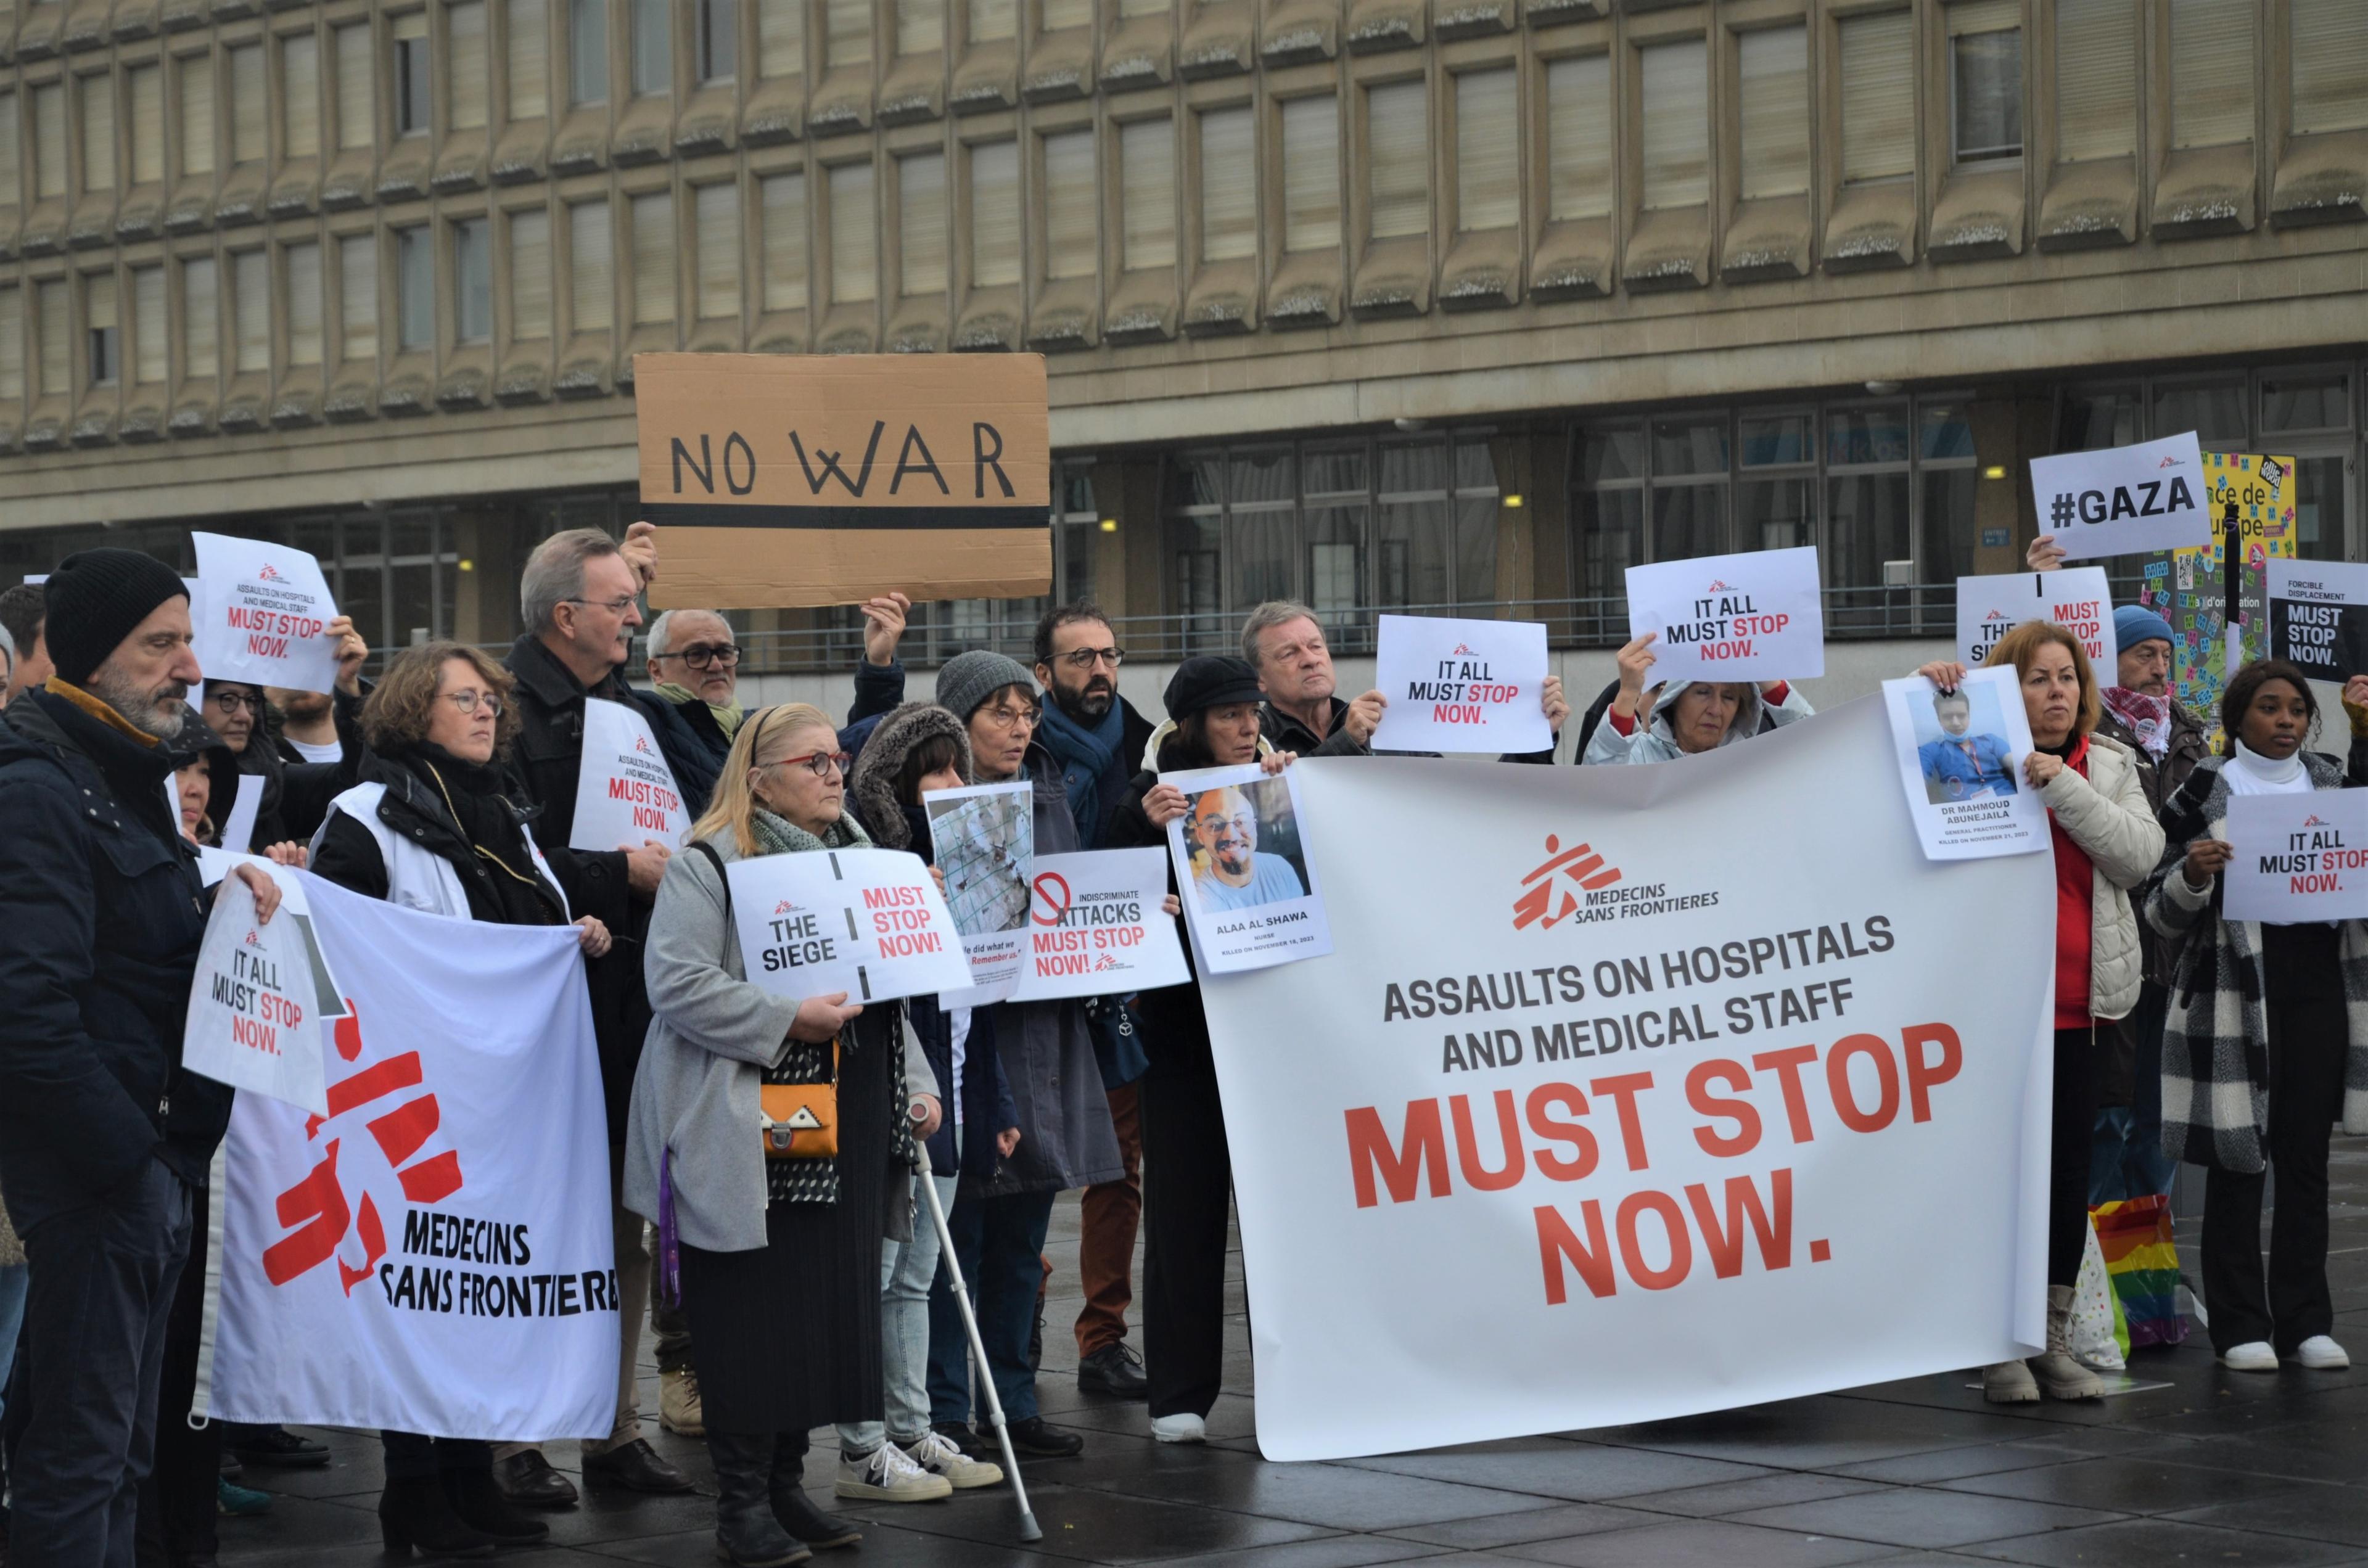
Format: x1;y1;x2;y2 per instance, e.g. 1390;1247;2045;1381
645;608;745;771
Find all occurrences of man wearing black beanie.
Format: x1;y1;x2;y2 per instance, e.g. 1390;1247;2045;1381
0;546;283;1568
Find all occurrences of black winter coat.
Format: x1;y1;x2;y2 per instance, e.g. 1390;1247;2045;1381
0;691;231;1231
1104;762;1213;1072
310;750;570;927
228;685;366;850
502;633;723;1139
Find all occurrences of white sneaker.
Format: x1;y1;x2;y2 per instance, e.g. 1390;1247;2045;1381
2219;1340;2279;1372
1150;1413;1206;1445
834;1440;954;1501
899;1429;1003;1490
2292;1334;2350;1369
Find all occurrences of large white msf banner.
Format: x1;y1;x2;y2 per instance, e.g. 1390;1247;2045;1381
203;873;620;1440
1199;699;2055;1461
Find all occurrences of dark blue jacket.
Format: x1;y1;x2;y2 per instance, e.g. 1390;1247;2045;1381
837;656;908;761
0;689;231;1231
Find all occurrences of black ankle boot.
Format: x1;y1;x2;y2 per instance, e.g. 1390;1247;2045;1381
768;1439;861;1550
440;1463;551;1546
377;1476;497;1559
707;1432;811;1567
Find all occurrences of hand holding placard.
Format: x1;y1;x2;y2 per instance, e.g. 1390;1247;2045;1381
1624;547;1824;686
1368;615;1552;754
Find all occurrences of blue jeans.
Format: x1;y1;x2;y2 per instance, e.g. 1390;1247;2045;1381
2092;982;2179;1203
0;1260;28;1426
927;1188;1055;1426
838;1172;956;1455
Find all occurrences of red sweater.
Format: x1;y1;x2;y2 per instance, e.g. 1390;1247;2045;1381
2047;734;2094;1030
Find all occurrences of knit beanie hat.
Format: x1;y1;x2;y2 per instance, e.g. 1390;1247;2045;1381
2113;604;2174;654
935;649;1036;721
44;548;190;687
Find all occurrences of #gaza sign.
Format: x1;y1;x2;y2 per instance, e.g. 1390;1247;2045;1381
635;353;1052;609
2029;432;2211;561
1624;547;1824;686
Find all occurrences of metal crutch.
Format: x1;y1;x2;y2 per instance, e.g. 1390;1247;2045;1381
913;1141;1043;1543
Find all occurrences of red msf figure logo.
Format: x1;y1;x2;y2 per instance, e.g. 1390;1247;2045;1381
262;1003;464;1297
633;735;654;755
257;562;286;581
1513;834;1622;930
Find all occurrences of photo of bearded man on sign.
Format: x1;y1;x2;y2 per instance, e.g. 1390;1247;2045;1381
1187;783;1307;912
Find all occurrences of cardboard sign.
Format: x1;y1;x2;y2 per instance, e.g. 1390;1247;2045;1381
1163;762;1331;973
191;533;340;695
1958;568;2118;676
1625;546;1825;685
2268;557;2368;679
2222;790;2368;924
2030;432;2212;561
1011;848;1190;1001
635;353;1053;610
569;698;691;853
923;780;1034;1004
1881;667;2050;861
728;846;972;1005
182;868;330;1115
1368;615;1552;755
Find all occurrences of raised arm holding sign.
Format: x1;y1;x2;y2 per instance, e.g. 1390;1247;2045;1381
1624;546;1824;686
2028;432;2211;561
191;532;342;694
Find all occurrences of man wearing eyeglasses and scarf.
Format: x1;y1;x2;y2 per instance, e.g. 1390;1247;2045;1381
644;608;746;772
491;524;720;1509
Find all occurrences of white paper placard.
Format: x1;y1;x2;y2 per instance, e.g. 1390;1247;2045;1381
2222;790;2368;924
569;697;692;853
1162;762;1331;973
163;767;252;852
923;779;1034;1004
728;846;972;1004
191;533;341;695
1881;667;2050;861
1368;614;1552;755
1625;546;1825;686
1958;567;2117;678
2029;432;2211;561
2267;557;2368;678
1011;848;1191;1001
181;867;331;1115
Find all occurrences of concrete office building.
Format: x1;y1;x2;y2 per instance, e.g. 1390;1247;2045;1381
0;0;2359;696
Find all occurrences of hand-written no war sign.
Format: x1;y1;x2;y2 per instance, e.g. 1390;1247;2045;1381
635;353;1054;611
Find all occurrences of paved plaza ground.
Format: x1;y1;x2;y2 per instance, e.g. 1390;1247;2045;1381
208;1139;2368;1568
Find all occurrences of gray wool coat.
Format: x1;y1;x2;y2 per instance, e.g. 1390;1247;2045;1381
971;745;1127;1199
622;828;935;1254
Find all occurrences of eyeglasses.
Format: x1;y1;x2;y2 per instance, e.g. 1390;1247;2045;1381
979;704;1040;731
659;642;741;670
207;689;262;715
766;750;852;779
563;594;640;616
1055;647;1125;671
442;690;504;718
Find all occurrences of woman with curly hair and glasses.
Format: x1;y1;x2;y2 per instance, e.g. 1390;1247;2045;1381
309;641;609;1559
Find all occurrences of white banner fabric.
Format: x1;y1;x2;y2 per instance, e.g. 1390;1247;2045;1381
570;697;693;853
1624;546;1825;685
2222;790;2368;924
1368;615;1552;755
1011;848;1190;1001
206;873;619;1440
1957;568;2118;676
1196;700;2055;1461
191;532;342;694
2029;432;2211;560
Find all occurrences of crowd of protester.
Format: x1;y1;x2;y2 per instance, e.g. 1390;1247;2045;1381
2;523;2365;1568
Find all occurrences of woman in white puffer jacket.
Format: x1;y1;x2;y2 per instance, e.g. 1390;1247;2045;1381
1917;618;2162;1407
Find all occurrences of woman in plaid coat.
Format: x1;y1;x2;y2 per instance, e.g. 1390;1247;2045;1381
2147;660;2368;1375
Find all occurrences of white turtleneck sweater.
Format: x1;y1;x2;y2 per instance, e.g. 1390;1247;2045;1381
2222;739;2311;797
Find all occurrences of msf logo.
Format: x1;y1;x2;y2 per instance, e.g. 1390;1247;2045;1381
633;735;654;755
263;1003;463;1297
1513;834;1623;930
256;563;286;582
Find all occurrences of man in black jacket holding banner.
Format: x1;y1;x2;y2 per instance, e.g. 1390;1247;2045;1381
491;524;713;1507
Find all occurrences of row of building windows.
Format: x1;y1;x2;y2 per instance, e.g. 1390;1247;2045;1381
0;0;2358;236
